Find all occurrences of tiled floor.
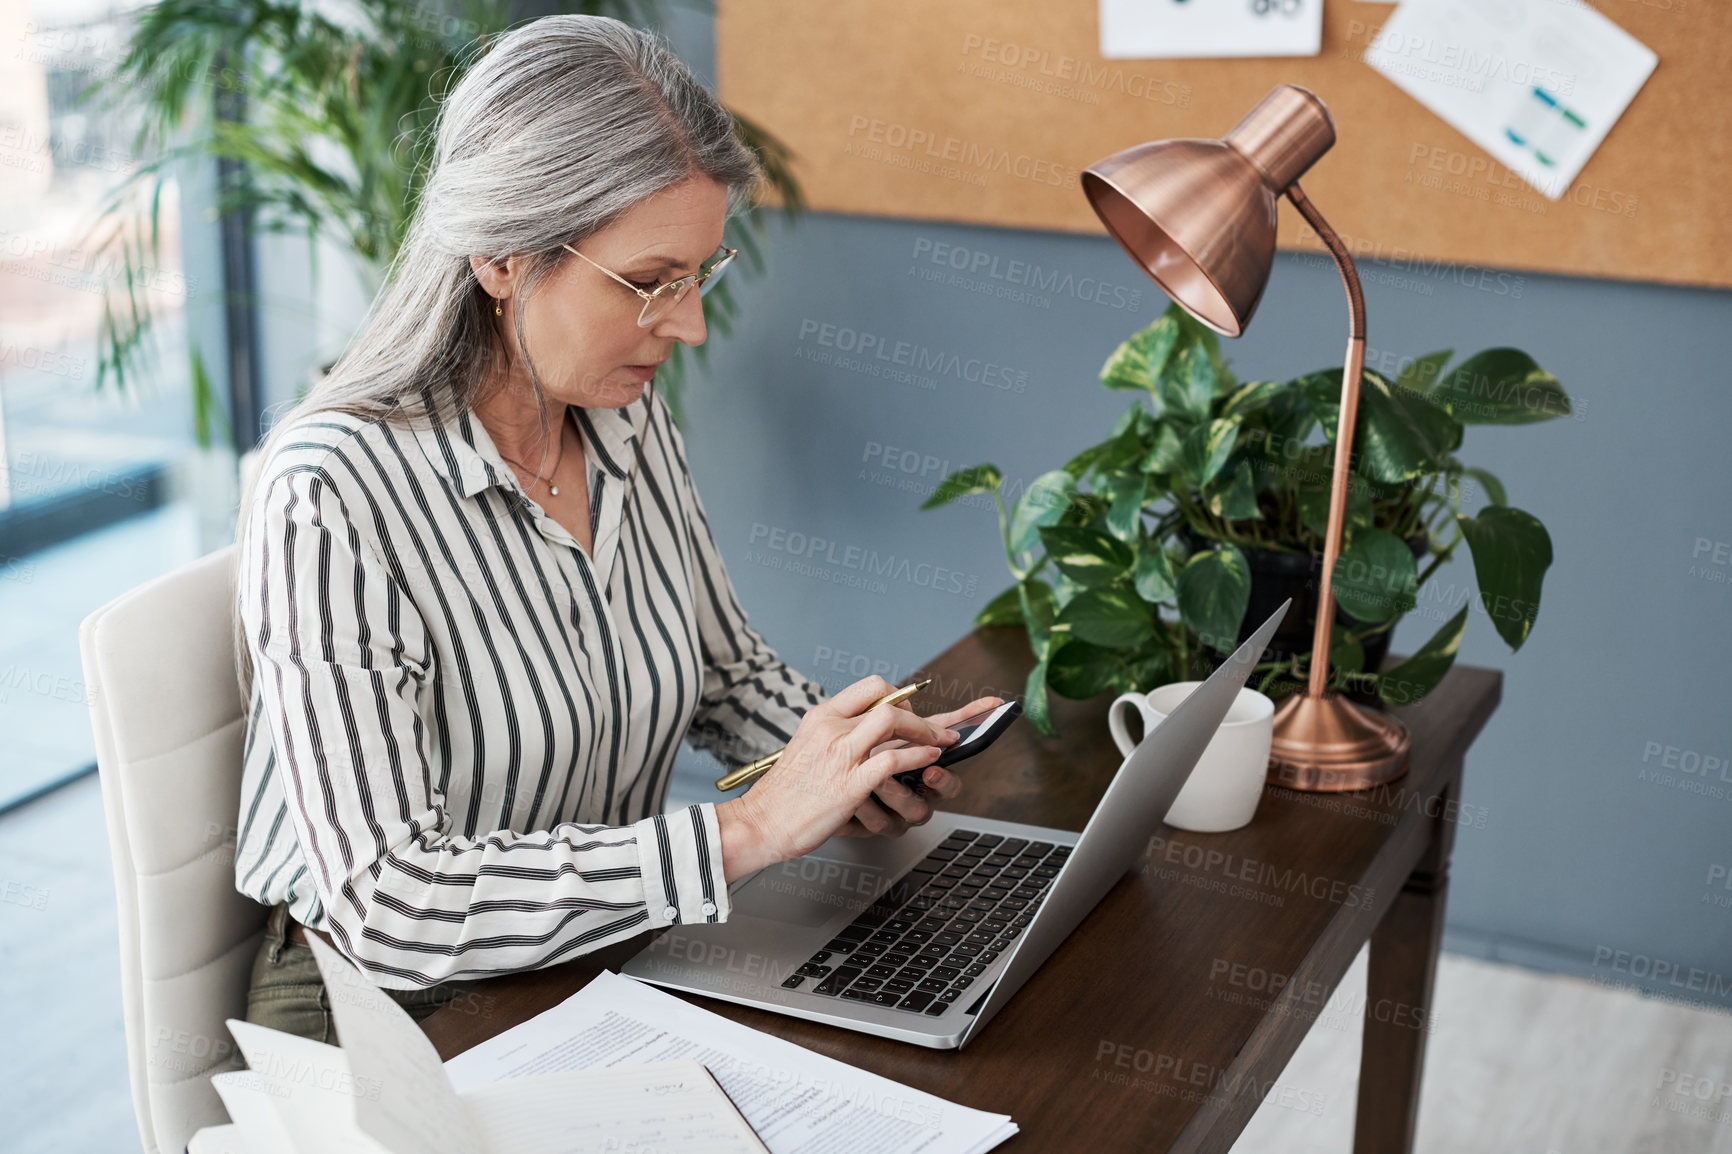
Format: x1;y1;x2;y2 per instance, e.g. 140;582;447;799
1232;949;1732;1153
0;775;137;1154
4;766;1729;1153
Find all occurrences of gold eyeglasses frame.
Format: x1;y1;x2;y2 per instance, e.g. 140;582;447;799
561;242;738;327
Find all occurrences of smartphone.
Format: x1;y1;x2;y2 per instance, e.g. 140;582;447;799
883;699;1024;792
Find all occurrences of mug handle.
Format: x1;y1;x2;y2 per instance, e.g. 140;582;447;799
1108;692;1160;757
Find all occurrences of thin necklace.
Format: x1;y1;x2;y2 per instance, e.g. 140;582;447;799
499;415;567;497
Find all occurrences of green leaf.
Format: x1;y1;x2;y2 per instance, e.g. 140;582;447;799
974;583;1024;628
1110;403;1150;438
1010;471;1079;555
1062;439;1111;479
1393;349;1453;395
1122;648;1172;695
1431;349;1571;425
1055;585;1155;648
1177;545;1251;653
1180;418;1240;489
1065;413;1149;479
1046;638;1121;699
1100;313;1182;397
1060;491;1111;528
1098;423;1150;473
1023;658;1056;736
1329;623;1366;675
1046;571;1087;616
1458;506;1553;650
1105;470;1147;542
1331;528;1419;623
1133;546;1179;603
1140;423;1186;475
1018;579;1058;660
1300;368;1463;484
1363;371;1465;479
1241;385;1316;463
1462;466;1508;508
1160;342;1218;425
1206;461;1261;521
1297;483;1374;541
920;463;1002;510
1220;379;1293;420
1038;525;1134;588
1378;606;1469;706
1050;574;1084;613
1173;306;1224;361
188;347;231;451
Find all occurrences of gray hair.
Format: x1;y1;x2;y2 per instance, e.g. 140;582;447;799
232;13;764;694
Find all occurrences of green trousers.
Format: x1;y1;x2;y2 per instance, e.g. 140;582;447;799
243;902;466;1044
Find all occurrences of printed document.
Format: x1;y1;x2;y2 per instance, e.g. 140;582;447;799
445;969;1018;1154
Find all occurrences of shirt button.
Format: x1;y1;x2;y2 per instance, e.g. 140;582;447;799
701;901;717;917
662;905;678;921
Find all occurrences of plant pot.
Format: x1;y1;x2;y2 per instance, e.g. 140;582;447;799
1235;545;1388;707
1191;533;1426;708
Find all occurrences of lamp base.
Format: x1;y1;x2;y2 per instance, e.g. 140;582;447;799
1267;691;1411;792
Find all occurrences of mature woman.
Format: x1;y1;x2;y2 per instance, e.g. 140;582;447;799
232;14;998;1041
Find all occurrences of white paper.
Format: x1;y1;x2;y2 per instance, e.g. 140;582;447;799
221;1022;391;1154
462;1060;769;1154
187;1123;255;1154
307;935;487;1154
445;970;1018;1154
1364;0;1656;199
1100;0;1322;60
199;944;776;1154
207;1072;297;1154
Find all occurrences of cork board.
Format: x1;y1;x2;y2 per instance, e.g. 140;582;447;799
716;0;1729;289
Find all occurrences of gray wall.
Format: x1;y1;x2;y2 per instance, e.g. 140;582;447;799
657;10;1732;1005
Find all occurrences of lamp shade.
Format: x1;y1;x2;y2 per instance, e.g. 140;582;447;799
1081;84;1337;338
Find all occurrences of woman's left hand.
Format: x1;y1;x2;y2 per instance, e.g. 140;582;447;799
833;696;1003;840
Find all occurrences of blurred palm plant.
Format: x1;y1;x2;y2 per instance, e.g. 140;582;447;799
79;0;803;442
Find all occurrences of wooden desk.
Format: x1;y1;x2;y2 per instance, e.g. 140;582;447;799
422;626;1501;1153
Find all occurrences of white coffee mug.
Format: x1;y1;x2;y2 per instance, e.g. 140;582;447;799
1107;681;1274;833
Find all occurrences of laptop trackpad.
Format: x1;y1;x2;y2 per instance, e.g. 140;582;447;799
729;857;877;927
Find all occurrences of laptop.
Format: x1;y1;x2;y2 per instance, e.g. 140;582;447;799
622;600;1290;1049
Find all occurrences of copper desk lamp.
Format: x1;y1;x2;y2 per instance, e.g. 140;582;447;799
1081;83;1410;792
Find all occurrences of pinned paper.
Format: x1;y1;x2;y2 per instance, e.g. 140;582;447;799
1364;0;1656;199
1100;0;1323;59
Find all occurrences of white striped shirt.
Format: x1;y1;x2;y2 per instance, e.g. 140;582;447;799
233;385;826;988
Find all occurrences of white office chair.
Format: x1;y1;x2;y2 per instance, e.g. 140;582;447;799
80;544;268;1154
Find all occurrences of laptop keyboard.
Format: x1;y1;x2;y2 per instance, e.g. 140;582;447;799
779;829;1070;1018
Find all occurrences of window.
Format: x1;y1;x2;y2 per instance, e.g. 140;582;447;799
0;0;219;808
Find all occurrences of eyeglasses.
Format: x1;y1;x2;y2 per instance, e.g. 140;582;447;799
562;242;737;327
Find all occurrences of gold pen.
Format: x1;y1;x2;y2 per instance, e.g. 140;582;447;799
714;679;933;791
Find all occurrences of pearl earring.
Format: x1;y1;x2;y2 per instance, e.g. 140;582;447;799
495;299;503;317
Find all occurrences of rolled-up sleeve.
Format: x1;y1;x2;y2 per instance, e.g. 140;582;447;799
243;456;728;988
663;423;828;771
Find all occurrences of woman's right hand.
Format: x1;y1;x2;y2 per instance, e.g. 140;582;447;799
716;676;962;882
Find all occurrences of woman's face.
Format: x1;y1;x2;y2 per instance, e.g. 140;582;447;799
472;175;728;410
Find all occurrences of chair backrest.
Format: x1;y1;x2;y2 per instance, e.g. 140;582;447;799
79;544;268;1154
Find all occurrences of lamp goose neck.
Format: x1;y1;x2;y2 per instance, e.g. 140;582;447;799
1285;182;1365;340
1281;180;1366;701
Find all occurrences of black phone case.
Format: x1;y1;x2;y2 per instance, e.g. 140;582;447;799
889;700;1024;790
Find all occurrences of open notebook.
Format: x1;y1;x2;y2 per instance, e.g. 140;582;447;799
188;936;766;1154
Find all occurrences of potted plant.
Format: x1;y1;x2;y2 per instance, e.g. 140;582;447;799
923;303;1565;736
78;0;804;434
